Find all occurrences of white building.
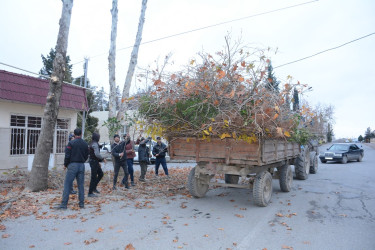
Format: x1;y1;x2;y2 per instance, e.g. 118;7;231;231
0;70;88;172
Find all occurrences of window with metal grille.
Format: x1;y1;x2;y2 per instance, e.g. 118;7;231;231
10;115;70;155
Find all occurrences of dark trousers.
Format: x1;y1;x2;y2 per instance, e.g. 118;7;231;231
114;161;129;187
155;157;168;176
125;158;134;182
139;161;148;180
89;159;103;194
61;163;85;207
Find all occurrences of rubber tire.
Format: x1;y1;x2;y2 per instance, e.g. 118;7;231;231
358;154;363;162
320;159;327;164
225;174;240;184
278;164;293;192
295;148;310;180
188;167;209;198
309;152;318;174
253;171;273;207
341;156;348;164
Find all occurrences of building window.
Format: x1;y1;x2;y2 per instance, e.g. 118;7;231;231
10;115;70;155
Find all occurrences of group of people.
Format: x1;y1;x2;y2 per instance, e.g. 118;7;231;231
55;128;169;210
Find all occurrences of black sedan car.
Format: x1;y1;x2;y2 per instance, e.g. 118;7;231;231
319;143;364;164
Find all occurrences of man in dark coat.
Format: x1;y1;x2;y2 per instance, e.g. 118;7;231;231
152;136;169;177
55;128;89;209
111;134;129;190
138;137;151;182
88;132;106;197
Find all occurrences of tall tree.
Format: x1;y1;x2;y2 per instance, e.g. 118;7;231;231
265;61;279;92
94;87;109;111
292;87;299;111
117;0;148;123
326;123;334;142
364;127;373;142
39;48;73;83
27;0;74;191
108;0;118;119
73;76;99;141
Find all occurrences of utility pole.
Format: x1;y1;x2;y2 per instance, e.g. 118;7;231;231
82;58;89;138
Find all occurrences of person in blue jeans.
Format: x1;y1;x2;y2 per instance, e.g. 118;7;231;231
123;134;136;186
152;136;169;177
55;128;89;210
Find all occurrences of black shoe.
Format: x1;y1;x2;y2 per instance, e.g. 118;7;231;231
88;193;97;197
70;190;77;194
125;185;130;189
131;181;135;186
54;205;67;210
112;186;117;190
79;205;84;209
93;189;100;194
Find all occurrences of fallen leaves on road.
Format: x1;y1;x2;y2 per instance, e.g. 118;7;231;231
64;242;72;245
125;243;135;250
29;245;35;248
282;245;293;250
96;227;104;233
203;234;209;237
84;238;98;245
0;224;6;231
2;233;10;238
235;214;244;218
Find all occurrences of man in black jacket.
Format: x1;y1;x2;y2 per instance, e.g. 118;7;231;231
152;136;169;177
88;132;106;197
55;128;89;209
138;137;151;181
111;134;129;190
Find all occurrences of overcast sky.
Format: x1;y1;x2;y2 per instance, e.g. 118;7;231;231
1;0;374;139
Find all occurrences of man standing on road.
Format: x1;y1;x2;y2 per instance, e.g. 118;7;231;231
124;134;136;186
88;132;106;197
55;128;88;210
111;134;129;190
138;137;151;182
153;136;169;177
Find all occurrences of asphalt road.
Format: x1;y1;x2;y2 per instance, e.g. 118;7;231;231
1;144;375;249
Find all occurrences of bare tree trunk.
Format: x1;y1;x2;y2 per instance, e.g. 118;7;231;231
27;0;74;192
108;0;118;120
117;0;148;122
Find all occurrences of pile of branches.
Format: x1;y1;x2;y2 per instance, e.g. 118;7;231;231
138;38;310;142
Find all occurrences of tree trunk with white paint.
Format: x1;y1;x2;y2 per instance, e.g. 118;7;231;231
27;0;74;192
108;0;118;121
117;0;148;122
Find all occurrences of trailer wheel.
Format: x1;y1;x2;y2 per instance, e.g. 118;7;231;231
225;174;239;184
253;171;273;207
309;152;318;174
188;167;209;198
295;148;310;180
278;164;293;192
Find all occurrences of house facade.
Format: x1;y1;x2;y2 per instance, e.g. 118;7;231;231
0;70;88;171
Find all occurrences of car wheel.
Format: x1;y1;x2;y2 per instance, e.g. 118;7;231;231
357;154;363;162
320;159;327;164
341;156;348;164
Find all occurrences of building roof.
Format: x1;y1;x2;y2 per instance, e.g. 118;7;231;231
0;70;88;111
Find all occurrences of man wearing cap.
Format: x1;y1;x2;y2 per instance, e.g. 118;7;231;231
152;136;169;177
55;128;89;209
138;136;151;182
111;134;129;190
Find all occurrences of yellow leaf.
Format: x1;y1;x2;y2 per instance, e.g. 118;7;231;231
211;118;215;122
224;120;229;127
284;131;291;137
209;126;212;132
190;59;195;65
220;133;231;140
275;105;280;113
232;132;236;138
203;130;210;135
186;138;190;142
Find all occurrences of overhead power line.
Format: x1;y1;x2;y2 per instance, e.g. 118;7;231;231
274;32;375;68
72;0;318;65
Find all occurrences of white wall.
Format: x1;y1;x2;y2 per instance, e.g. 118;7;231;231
0;100;78;171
